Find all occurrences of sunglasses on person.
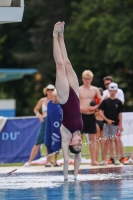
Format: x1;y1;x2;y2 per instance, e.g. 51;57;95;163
47;89;54;91
104;83;111;86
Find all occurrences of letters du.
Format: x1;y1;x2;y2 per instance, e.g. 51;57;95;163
2;132;20;140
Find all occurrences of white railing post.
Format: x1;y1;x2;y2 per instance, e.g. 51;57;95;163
20;0;24;7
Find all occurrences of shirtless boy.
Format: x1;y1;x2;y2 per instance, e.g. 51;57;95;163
79;70;102;165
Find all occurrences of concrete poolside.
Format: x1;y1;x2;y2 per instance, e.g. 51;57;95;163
0;163;132;174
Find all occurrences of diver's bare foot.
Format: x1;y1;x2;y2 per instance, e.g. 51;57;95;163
91;161;99;166
53;21;62;37
59;21;65;35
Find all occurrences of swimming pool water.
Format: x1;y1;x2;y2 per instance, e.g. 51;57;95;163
0;167;133;200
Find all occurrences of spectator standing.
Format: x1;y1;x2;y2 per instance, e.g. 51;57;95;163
103;76;127;164
24;84;55;167
99;83;124;165
79;70;102;165
103;76;124;103
95;88;105;162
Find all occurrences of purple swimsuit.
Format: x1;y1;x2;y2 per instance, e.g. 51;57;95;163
60;87;83;133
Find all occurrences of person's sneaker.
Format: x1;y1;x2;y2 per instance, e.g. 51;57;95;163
107;157;115;164
53;163;61;167
124;158;133;165
115;160;120;165
45;162;52;167
100;160;108;165
119;157;128;163
23;162;31;167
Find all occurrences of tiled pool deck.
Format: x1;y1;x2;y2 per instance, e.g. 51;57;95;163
0;163;132;174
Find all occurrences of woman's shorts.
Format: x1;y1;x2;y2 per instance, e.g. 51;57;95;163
35;117;47;145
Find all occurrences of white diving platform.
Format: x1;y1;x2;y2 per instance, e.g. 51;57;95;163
0;0;24;24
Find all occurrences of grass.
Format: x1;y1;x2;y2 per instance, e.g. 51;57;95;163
0;163;23;167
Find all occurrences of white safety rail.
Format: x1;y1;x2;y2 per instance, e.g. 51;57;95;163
121;112;133;147
0;0;24;24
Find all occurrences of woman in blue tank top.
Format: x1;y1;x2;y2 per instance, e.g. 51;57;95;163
53;22;83;181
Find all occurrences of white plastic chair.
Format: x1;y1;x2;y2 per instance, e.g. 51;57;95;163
0;0;24;24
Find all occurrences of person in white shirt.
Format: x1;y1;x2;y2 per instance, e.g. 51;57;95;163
103;76;124;103
102;76;127;164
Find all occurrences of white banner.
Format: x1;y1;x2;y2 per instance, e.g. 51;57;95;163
121;112;133;146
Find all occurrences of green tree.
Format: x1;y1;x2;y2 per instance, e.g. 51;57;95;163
0;0;133;115
65;0;133;110
0;0;72;115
